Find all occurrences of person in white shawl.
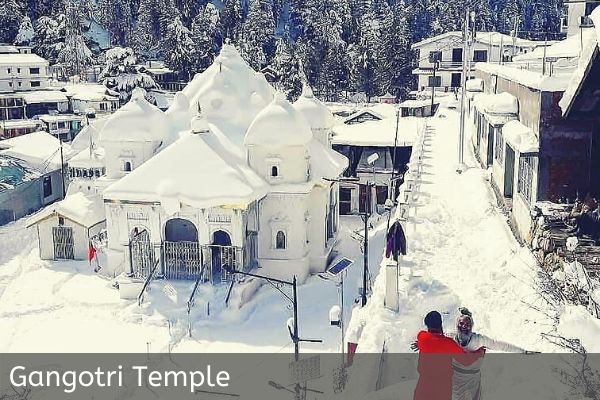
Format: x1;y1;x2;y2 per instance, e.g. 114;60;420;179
449;307;530;400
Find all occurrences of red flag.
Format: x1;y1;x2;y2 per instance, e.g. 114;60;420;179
88;244;97;262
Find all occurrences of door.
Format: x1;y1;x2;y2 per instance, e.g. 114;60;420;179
130;228;154;278
452;48;463;63
339;187;352;215
211;230;232;284
451;73;461;88
487;125;494;167
53;226;74;259
504;145;515;197
163;219;201;280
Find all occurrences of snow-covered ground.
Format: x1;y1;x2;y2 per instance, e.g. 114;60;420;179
0;209;386;353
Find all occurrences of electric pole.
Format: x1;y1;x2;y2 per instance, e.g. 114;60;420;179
457;9;471;173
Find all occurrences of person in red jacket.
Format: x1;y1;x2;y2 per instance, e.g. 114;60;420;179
413;311;484;400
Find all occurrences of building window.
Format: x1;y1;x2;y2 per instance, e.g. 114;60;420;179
7;68;11;73
58;216;64;225
31;81;40;87
429;51;442;63
428;75;441;87
123;161;132;172
517;156;537;203
30;68;40;74
271;165;278;177
17;82;21;87
275;230;286;249
17;68;21;73
100;102;107;111
494;128;504;165
43;176;52;198
473;50;488;62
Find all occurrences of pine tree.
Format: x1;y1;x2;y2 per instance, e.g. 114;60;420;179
381;0;413;98
100;46;158;102
271;38;303;101
98;0;133;45
191;3;222;72
221;0;242;42
240;0;275;70
132;0;178;58
14;16;34;45
33;16;63;62
0;0;23;43
57;1;93;78
163;16;194;80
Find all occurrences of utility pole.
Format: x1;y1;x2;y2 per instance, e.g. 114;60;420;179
59;138;66;198
362;207;369;307
457;8;470;173
430;60;439;112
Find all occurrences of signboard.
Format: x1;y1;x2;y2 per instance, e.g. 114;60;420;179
289;355;320;384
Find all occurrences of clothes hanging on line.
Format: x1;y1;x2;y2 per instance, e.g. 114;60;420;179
386;220;407;261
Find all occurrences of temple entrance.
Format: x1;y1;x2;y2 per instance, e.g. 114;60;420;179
163;219;201;280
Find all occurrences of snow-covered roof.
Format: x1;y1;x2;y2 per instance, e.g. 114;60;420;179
27;192;105;228
0;119;42;129
63;83;119;102
513;30;596;62
332;116;422;147
343;109;384;124
37;114;85;123
181;44;274;130
412;31;546;50
473;92;519;115
71;119;108;152
245;94;313;147
310;139;348;179
559;8;600;116
20;90;68;104
0;53;48;66
398;99;436;108
0;131;73;171
99;89;168;143
104;124;269;210
475;63;572;92
465;78;484;92
502;120;539;153
68;147;105;169
293;86;335;131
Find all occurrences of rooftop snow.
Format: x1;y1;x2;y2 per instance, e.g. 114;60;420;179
20;91;68;104
332;116;423;147
37;114;85;122
412;31;548;49
398;99;437;108
0;53;48;66
502;120;539;153
181;44;274;131
559;8;600;116
465;78;484;92
62;83;119;102
473;92;519;115
245;95;313;147
0;119;42;129
0;156;39;192
104;125;269;210
68;147;105;169
475;63;572;92
99;90;168;143
293;86;335;131
27;192;105;228
513;29;596;62
0;131;73;171
71;118;107;152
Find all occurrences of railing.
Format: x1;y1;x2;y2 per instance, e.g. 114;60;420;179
137;258;159;306
187;263;206;314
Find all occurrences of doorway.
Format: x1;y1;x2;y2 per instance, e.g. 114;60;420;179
504;145;516;198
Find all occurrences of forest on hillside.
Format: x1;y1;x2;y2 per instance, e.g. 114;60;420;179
0;0;564;101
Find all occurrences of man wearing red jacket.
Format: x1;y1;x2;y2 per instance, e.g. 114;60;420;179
413;311;484;400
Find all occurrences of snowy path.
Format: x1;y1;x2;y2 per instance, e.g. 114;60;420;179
349;107;557;356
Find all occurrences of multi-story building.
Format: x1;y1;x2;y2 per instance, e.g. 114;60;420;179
562;0;599;36
0;46;51;93
412;32;550;92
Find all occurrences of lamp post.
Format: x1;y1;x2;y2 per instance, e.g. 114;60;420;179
223;268;322;399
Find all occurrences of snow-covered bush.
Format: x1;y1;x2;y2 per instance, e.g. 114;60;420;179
100;46;158;103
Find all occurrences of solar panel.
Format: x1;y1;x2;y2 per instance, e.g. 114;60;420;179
327;258;354;275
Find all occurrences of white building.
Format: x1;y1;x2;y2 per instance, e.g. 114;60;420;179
0;47;51;93
562;0;599;36
64;84;120;115
33;45;347;289
412;32;549;92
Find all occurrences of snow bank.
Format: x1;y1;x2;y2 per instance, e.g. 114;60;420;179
558;305;600;352
514;29;595;62
465;78;484;92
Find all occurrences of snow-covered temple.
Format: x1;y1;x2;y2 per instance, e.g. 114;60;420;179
31;44;347;286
